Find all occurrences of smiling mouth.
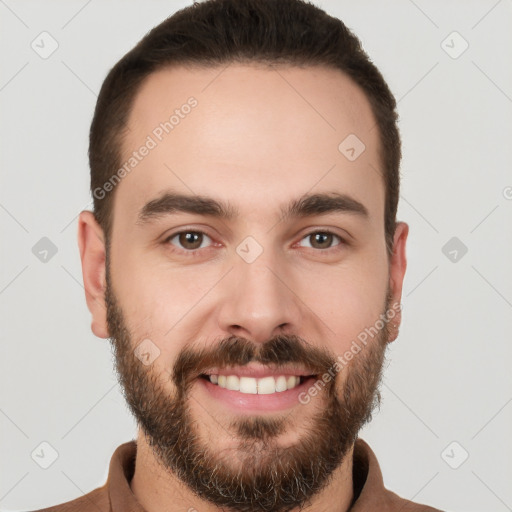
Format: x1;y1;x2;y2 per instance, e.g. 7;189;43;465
200;374;315;395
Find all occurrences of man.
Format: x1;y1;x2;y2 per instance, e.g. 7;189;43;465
34;0;443;510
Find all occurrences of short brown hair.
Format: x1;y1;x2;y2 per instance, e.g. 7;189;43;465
89;0;400;254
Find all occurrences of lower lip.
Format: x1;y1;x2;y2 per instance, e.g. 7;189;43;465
197;376;317;414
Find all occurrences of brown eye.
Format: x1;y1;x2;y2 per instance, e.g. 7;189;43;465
168;231;211;250
299;231;342;250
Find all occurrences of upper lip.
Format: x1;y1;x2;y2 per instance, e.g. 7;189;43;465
201;363;316;379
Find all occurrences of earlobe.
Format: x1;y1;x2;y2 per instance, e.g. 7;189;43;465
77;211;110;339
387;222;409;342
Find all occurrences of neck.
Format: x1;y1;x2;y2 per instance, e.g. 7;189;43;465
130;430;355;512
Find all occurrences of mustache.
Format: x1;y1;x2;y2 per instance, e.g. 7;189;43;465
172;334;337;393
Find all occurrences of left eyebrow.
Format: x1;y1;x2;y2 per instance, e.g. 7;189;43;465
136;190;369;226
282;192;369;221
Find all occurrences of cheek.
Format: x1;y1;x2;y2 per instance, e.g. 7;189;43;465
111;257;222;368
301;263;388;350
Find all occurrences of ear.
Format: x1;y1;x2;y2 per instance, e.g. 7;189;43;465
77;211;109;339
387;221;409;342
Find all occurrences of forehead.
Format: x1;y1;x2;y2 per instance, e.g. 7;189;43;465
115;63;383;230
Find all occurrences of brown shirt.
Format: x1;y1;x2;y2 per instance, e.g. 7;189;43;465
30;438;443;512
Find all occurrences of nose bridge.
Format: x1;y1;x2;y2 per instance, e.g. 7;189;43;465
217;242;300;343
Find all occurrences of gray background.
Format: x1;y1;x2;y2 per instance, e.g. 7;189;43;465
1;1;511;511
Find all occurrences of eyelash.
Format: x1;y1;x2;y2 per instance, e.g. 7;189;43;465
163;229;347;256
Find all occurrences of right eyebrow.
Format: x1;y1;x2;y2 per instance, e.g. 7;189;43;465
136;191;239;226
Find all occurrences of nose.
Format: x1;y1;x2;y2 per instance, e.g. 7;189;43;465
217;251;302;344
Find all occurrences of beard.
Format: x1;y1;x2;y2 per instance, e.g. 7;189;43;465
104;264;391;512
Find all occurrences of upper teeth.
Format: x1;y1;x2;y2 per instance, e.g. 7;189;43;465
209;374;301;394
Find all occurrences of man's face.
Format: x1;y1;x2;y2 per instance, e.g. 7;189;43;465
93;64;407;511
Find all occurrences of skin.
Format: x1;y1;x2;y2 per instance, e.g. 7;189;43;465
78;63;408;512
